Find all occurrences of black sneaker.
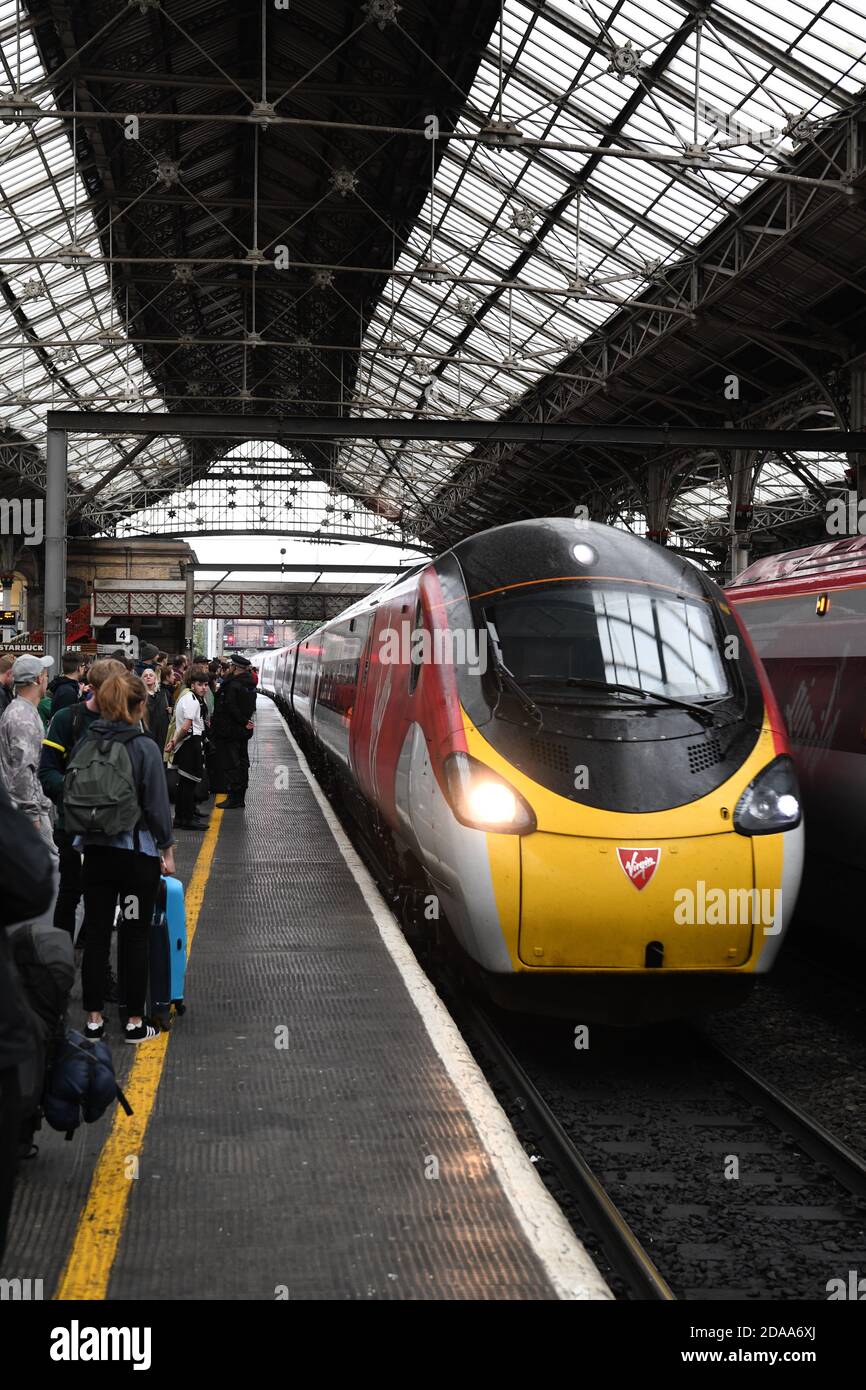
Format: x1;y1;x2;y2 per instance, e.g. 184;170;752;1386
85;1019;105;1040
124;1021;160;1045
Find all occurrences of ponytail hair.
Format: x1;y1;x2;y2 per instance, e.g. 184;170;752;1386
97;672;148;724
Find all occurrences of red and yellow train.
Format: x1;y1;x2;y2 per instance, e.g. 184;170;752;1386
260;519;803;1020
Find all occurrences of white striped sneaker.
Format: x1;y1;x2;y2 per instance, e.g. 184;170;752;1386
124;1021;160;1044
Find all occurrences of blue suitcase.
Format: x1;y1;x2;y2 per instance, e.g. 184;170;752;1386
147;875;187;1029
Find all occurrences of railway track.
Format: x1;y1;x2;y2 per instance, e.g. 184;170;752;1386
462;1005;866;1301
308;745;866;1301
467;1005;675;1300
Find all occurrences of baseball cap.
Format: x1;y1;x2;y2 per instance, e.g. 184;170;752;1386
11;653;54;685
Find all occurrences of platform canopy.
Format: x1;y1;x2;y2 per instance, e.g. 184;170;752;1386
0;1;864;564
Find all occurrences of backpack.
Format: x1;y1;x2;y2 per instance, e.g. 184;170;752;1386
7;923;75;1151
43;1030;132;1140
8;922;74;1041
63;726;144;837
67;701;90;752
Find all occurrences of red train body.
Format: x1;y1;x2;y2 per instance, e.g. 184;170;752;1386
728;535;866;883
260;519;803;1020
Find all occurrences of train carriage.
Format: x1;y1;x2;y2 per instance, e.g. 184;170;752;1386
261;519;804;1021
728;535;866;897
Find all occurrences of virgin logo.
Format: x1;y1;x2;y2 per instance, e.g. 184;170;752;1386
617;847;661;890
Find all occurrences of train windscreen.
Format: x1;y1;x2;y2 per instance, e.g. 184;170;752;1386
485;582;729;702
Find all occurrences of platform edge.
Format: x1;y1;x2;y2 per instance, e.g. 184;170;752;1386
272;704;613;1302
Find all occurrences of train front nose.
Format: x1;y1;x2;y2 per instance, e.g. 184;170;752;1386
518;831;763;969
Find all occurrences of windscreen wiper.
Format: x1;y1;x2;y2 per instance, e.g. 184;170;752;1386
531;675;722;728
484;617;544;732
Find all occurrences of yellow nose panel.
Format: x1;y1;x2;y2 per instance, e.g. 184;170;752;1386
519;833;757;968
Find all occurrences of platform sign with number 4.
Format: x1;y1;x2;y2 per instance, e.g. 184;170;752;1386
115;627;131;644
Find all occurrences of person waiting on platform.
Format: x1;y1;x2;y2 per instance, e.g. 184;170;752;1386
49;651;86;716
72;673;175;1045
39;658;126;945
161;662;182;701
0;654;14;717
134;641;160;676
162;660;205;752
0;654;57;856
142;665;171;752
166;673;211;830
0;775;54;1262
211;655;256;810
200;664;216;717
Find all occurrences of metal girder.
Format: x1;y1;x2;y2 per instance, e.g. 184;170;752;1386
671;492;841;546
188;563;413;573
92;583;375;623
0;441;47;487
43;412;866;451
15;0;504;520
4;0;864;556
418;109;865;535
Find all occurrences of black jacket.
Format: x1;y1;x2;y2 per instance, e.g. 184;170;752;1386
0;776;54;1069
50;676;82;716
146;687;171;751
0;682;12;716
39;701;100;831
211;671;256;742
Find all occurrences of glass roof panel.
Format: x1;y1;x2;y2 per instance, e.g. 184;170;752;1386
0;0;189;512
0;0;861;544
347;0;866;526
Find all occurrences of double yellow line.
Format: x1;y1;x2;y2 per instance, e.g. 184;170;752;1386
54;811;223;1300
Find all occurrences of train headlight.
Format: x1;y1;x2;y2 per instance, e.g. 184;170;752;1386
733;755;801;836
572;542;597;566
444;752;536;834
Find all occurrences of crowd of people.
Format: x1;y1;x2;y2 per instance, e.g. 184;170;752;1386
4;648;259;1009
0;640;260;1255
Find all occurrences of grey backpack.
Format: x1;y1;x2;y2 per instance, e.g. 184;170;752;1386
63;727;143;837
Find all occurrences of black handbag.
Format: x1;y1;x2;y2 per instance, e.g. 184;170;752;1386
165;764;179;803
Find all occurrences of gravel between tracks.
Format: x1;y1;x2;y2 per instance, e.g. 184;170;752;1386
455;1008;866;1300
704;956;866;1163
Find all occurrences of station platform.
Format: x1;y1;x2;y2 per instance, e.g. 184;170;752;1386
3;699;608;1301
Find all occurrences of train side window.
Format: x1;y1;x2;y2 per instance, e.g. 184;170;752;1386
408;594;424;695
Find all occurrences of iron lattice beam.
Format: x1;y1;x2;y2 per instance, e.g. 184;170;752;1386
44;412;866;451
419;110;866;537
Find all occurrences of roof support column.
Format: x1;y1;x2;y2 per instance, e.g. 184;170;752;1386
645;461;670;546
43;427;68;666
727;449;756;583
184;563;195;659
849;363;866;503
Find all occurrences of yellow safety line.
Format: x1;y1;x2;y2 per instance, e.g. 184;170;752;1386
54;810;223;1300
